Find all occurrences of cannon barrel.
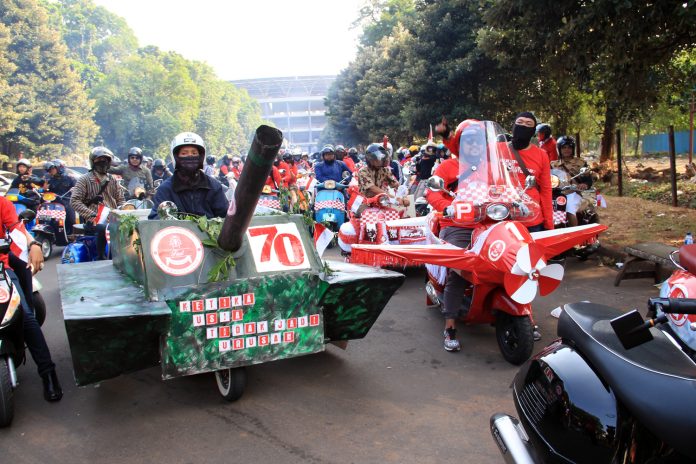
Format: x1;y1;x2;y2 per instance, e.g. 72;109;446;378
217;125;283;252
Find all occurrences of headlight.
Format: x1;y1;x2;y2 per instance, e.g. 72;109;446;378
43;192;57;202
325;180;336;189
1;286;21;326
486;204;510;221
550;175;560;189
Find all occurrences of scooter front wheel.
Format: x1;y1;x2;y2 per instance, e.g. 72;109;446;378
38;237;52;259
0;356;14;427
495;313;534;365
214;367;246;402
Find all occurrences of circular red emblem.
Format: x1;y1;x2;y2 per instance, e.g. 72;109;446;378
668;285;689;326
556;196;567;206
0;286;9;304
488;240;507;262
150;227;204;276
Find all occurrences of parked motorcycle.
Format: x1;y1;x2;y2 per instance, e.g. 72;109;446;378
491;295;696;463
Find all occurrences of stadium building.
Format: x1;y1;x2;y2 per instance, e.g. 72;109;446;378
231;75;335;154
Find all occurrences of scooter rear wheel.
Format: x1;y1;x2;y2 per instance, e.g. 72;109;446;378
0;357;14;427
495;313;534;365
215;367;246;402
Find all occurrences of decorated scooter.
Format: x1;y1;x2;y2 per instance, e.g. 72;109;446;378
32;190;74;258
56;126;404;402
352;120;607;364
314;172;349;233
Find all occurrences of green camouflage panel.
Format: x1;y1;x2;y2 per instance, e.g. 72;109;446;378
161;273;324;379
58;261;170;386
319;261;405;341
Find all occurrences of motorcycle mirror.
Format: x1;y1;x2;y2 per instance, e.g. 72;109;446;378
157;201;178;220
524;176;537;190
427;176;445;191
19;209;36;222
610;309;654;350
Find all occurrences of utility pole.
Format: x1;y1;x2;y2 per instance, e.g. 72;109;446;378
689;89;694;166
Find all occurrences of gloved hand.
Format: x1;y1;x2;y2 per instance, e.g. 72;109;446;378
445;205;454;217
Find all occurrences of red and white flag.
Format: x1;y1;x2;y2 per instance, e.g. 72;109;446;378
95;204;111;224
314;222;334;257
9;223;29;263
596;191;607;208
306;176;317;192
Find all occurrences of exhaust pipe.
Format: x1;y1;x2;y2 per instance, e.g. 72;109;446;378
490;413;537;464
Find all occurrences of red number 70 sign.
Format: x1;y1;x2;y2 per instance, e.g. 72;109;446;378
247;223;310;272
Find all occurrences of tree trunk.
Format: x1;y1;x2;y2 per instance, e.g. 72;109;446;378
600;105;616;163
633;120;641;158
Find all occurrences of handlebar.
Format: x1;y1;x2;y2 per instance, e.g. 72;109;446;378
648;297;696;315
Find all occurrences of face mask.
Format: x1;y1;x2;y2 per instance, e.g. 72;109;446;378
177;157;200;173
93;161;110;175
511;124;535;150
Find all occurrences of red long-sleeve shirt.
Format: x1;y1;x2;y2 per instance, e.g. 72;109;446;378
507;144;554;230
0;196;21;268
539;137;558;162
265;166;282;190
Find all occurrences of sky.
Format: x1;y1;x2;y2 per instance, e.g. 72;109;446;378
93;0;365;81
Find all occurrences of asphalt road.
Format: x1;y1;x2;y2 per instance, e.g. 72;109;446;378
0;248;657;464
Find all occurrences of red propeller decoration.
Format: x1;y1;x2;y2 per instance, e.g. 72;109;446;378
503;243;564;304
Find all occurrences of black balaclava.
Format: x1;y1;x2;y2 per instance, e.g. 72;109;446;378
93;159;110;175
511;111;537;150
174;147;202;184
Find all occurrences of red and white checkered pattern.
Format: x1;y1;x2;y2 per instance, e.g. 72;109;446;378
457;182;523;205
258;197;281;209
553;210;567;225
360;207;400;226
314;199;345;211
37;208;66;220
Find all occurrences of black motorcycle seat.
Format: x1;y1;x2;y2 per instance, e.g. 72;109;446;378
559;302;696;459
679;244;696;276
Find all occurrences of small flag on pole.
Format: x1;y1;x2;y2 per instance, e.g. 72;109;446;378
314;222;334;257
428;124;433;142
596;191;607;208
95;204;111;224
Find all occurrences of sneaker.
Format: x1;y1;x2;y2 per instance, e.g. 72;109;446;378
443;328;461;352
533;325;542;342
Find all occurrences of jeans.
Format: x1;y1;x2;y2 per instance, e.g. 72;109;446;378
527;223;545;233
439;227;473;320
6;255;55;377
84;222;108;260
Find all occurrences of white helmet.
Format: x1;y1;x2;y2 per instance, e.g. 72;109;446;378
17;159;31;169
170;132;206;169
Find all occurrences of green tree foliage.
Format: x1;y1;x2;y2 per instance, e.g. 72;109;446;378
94;47;262;159
327;0;695;156
0;0;98;158
42;0;138;90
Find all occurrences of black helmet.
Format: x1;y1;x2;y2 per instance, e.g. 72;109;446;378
321;145;335;160
365;143;389;167
282;153;293;163
206;155;216;165
89;146;114;169
556;135;576;157
348;147;358;155
153;158;166;169
536;123;552;140
128;147;143;159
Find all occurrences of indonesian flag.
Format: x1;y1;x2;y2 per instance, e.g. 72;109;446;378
306;176;318;192
95;204;111;224
9;222;29;263
314;222;334;257
596;191;607;208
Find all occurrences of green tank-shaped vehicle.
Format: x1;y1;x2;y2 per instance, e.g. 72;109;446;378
57;126;404;401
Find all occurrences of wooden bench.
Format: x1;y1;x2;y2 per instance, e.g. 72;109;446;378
614;242;678;286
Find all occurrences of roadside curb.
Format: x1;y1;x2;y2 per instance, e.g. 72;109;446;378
597;243;627;261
